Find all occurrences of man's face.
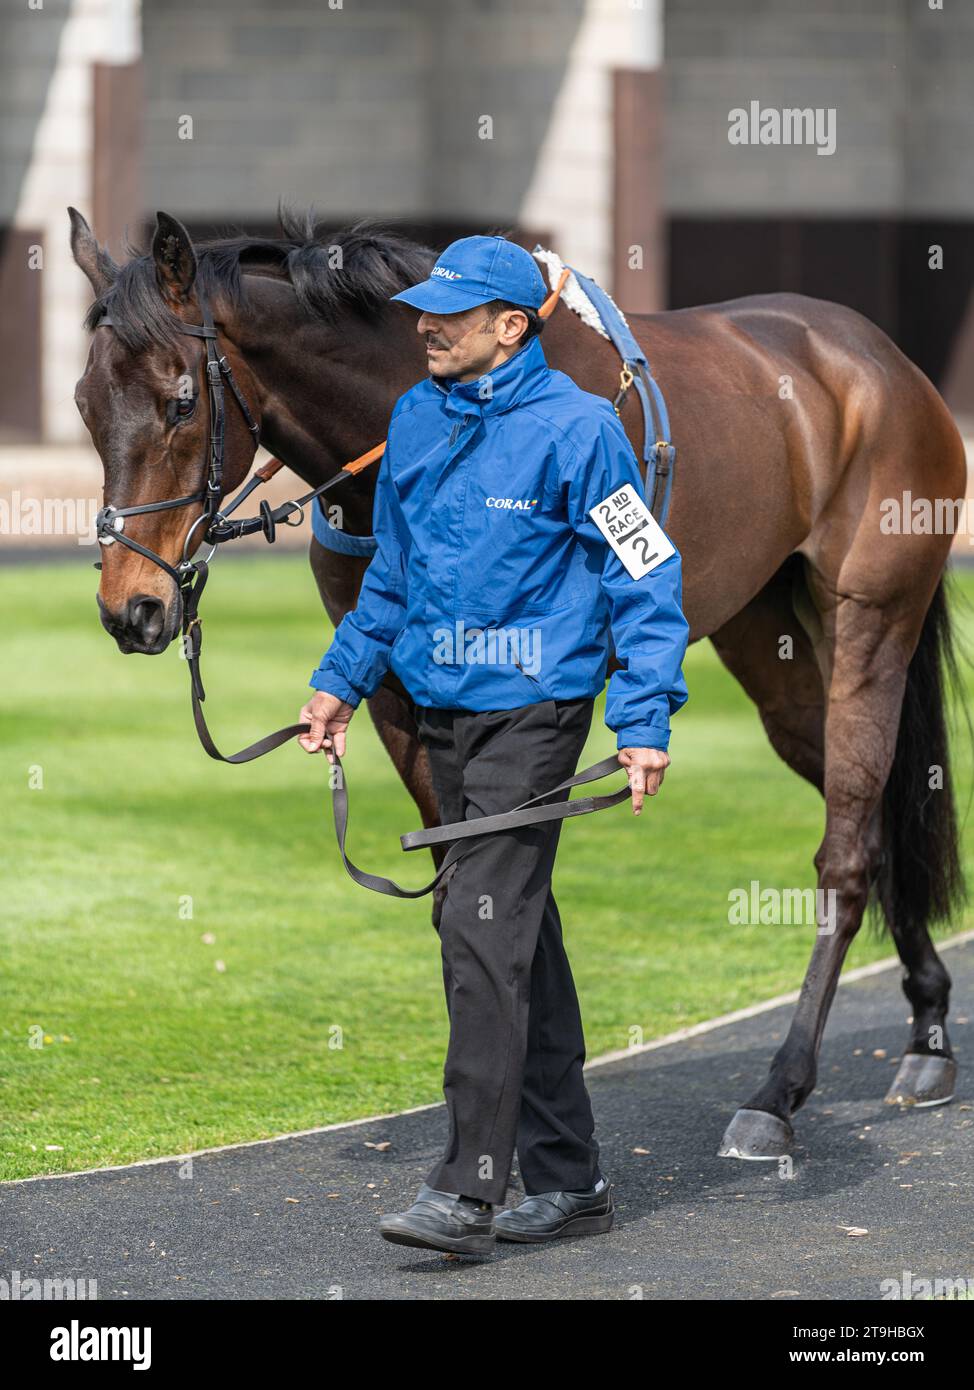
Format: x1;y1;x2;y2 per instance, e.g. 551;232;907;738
417;303;529;383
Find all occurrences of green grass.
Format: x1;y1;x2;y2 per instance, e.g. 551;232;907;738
2;556;973;1180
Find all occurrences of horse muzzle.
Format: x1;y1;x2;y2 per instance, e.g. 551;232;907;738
97;590;180;655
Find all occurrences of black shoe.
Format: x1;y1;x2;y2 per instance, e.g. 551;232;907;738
495;1178;614;1243
378;1183;495;1256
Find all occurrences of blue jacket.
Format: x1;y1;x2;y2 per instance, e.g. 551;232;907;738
309;334;689;750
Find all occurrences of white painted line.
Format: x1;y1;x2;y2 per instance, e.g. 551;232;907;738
0;1100;445;1188
4;929;971;1188
586;928;974;1069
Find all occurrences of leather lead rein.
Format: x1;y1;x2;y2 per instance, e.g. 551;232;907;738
184;592;632;899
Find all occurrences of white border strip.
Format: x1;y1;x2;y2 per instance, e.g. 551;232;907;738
5;929;972;1187
588;927;974;1067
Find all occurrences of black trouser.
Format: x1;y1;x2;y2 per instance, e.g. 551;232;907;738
413;696;602;1206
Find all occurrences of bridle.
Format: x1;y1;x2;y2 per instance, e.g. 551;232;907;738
94;296;264;590
88;267;634;896
92;270;574;597
92;290;383;659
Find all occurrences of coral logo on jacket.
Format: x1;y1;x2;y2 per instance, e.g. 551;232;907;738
485;497;538;510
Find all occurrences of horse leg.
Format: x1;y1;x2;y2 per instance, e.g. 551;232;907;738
718;544;953;1158
831;792;956;1112
709;563;830;1160
883;893;957;1108
706;561;829;1160
709;556;825;796
716;560;959;1128
876;579;960;1108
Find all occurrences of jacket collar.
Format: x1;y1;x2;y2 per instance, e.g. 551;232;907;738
431;334;550;419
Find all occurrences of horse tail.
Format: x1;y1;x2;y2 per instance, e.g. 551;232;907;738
875;576;966;937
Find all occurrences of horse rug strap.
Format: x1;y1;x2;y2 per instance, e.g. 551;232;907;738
563;263;676;529
183;606;631;897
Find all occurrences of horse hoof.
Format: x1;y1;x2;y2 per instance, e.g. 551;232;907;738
717;1107;793;1160
884;1053;957;1108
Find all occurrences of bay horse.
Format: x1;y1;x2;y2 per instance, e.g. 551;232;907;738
69;207;966;1160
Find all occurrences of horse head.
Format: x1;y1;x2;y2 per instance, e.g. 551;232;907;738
70;208;261;653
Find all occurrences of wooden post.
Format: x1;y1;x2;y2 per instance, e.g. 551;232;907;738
612;68;665;314
92;59;144;258
0;229;43;440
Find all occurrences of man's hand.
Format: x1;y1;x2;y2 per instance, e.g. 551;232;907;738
298;691;356;762
618;747;670;816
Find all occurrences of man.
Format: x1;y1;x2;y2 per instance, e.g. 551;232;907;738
299;235;689;1255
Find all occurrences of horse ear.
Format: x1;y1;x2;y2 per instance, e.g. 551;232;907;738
68;207;117;295
151;211;197;302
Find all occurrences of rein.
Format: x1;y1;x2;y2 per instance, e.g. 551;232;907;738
95;265;635;897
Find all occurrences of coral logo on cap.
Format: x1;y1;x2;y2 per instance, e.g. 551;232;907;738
431;266;463;281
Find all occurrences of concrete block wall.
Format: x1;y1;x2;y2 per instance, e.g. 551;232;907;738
143;0;438;223
143;0;661;282
663;0;974;216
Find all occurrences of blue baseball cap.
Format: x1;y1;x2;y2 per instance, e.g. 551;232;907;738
390;235;547;314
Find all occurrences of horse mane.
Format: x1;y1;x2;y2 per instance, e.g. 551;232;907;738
82;207;436;351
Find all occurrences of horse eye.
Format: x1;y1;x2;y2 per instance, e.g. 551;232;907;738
168;396;197;424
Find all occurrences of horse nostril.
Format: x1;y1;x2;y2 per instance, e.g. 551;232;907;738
127;594;166;646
